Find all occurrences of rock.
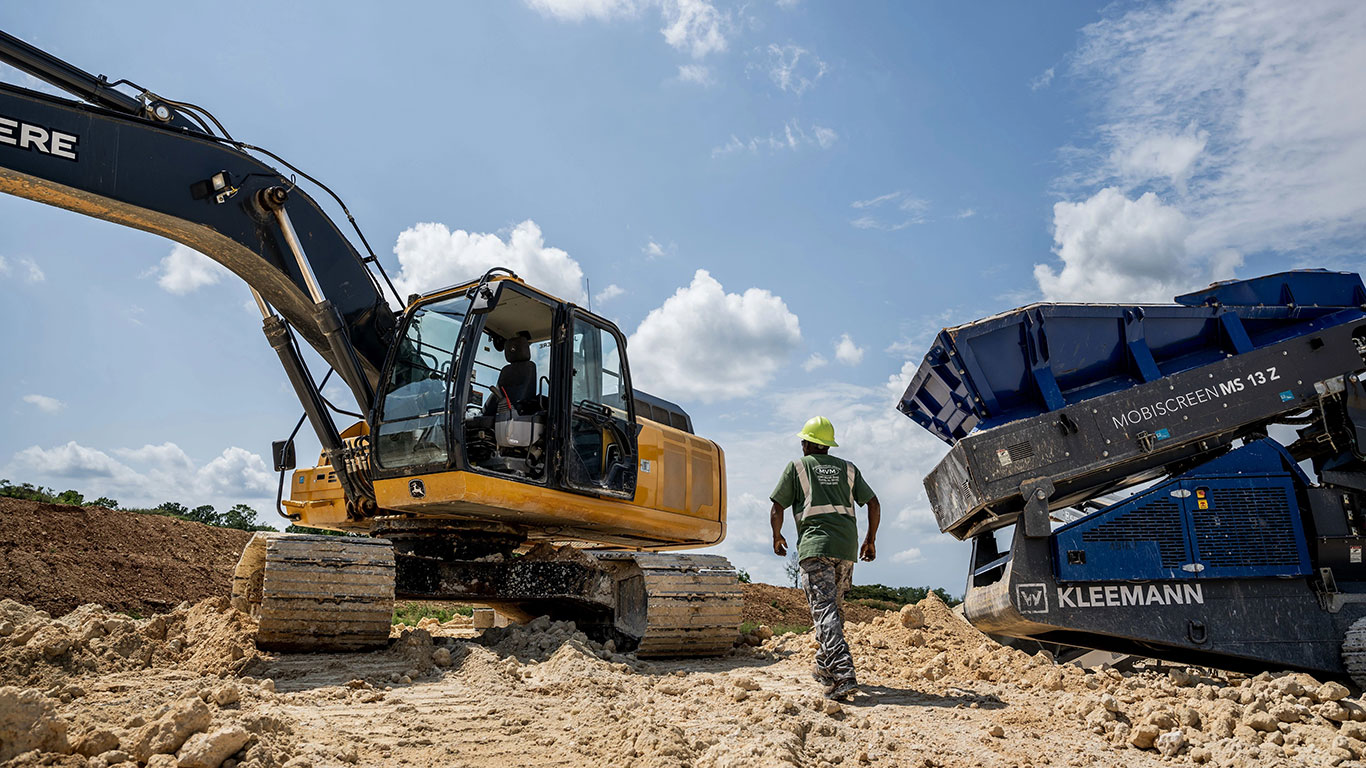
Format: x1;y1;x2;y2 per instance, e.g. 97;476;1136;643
1245;711;1279;733
98;750;131;764
145;755;179;768
899;605;925;629
1178;707;1202;729
258;679;275;693
1189;746;1211;763
336;745;359;763
733;676;761;691
1144;711;1178;730
213;684;241;706
281;758;313;768
1319;701;1352;722
823;700;843;716
177;725;250;768
73;729;120;757
755;625;775;641
1270;702;1303;723
856;749;870;763
0;620;13;637
124;696;212;761
906;630;926;647
432;648;452;667
1129;724;1160;749
987;724;1005;738
1318;682;1352;703
1100;694;1121;713
0;686;70;761
1154;729;1185;757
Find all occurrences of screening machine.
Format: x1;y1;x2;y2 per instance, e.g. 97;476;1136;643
900;270;1366;681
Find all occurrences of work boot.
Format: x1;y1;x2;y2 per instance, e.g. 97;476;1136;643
811;664;836;690
825;679;858;701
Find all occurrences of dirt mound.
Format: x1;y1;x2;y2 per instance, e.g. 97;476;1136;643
0;597;258;689
742;581;880;627
0;499;253;618
4;590;1366;766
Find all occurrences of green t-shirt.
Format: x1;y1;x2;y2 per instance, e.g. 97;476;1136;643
770;454;875;562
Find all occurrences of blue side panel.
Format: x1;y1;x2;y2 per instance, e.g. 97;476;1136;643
1054;441;1313;582
899;270;1366;445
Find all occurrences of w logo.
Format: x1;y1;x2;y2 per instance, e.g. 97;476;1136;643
1016;583;1049;614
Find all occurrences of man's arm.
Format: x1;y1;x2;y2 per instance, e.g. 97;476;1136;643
860;496;880;561
770;501;788;556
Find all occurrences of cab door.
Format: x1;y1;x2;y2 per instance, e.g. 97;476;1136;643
559;312;638;499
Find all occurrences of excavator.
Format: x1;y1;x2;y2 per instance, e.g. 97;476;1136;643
0;30;740;655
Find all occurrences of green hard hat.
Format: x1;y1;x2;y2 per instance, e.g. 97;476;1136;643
797;416;839;447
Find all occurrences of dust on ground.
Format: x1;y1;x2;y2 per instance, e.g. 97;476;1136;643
6;594;1366;767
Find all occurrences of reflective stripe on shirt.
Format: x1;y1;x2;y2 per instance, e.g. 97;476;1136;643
792;459;856;522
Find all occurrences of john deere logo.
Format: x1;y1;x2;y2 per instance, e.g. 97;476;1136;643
408;479;426;498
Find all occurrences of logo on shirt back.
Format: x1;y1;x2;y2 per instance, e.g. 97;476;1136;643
812;464;842;485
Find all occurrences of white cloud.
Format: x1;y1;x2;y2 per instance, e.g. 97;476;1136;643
525;0;637;21
848;191;928;230
21;394;64;413
628;269;801;403
6;440;275;511
643;240;670;259
661;0;729;58
892;547;923;564
834;333;864;366
150;244;231;295
1063;0;1366;268
595;283;624;303
761;43;828;95
955;208;977;219
711;120;839;157
525;0;729;61
1029;66;1054;91
802;353;828;372
1034;187;1201;303
676;63;714;86
391;220;586;305
0;255;45;283
1111;127;1208;189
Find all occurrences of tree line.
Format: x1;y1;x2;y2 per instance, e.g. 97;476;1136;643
0;479;275;531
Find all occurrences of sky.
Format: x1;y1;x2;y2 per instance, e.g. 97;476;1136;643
2;1;1364;590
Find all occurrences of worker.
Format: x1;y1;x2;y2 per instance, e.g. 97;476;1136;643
770;416;880;700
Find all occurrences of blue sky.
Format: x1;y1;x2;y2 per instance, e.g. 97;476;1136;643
2;1;1364;588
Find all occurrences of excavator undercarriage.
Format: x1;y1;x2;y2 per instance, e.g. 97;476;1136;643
231;532;742;657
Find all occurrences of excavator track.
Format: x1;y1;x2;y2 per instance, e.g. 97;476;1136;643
596;552;743;657
232;533;395;652
1342;616;1366;689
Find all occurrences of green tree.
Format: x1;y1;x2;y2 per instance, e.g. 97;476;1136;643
53;489;85;506
90;497;120;509
154;501;189;519
736;569;752;584
222;504;260;531
186;505;221;526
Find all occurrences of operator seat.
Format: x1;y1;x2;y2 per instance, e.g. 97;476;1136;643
494;335;539;414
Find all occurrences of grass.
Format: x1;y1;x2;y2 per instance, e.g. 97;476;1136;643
392;601;473;626
740;621;811;636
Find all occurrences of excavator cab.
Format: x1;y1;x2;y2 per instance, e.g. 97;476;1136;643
371;274;639;500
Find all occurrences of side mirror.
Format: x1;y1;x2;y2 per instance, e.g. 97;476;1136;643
468;280;504;315
272;439;297;472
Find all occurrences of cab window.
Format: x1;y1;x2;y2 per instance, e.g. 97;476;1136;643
374;295;468;469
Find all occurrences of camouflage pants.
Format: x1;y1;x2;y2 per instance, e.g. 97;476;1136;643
800;556;856;686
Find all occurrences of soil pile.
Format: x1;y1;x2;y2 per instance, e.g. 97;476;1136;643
742;581;880;627
0;499;253;617
7;592;1366;767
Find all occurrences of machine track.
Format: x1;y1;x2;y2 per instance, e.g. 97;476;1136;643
1343;616;1366;688
231;533;395;652
596;552;743;657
